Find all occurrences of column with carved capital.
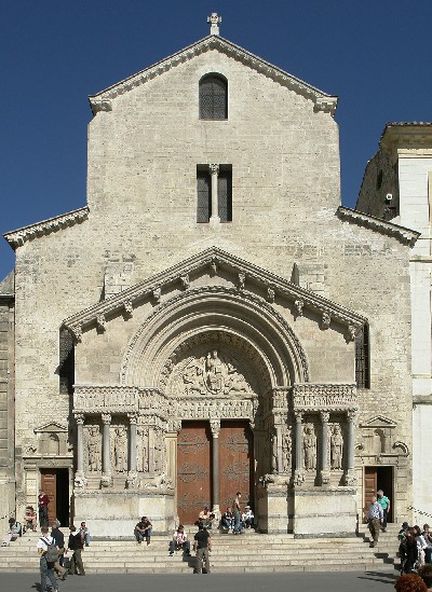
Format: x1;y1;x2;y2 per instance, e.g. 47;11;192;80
74;413;84;477
127;413;138;487
209;164;220;223
293;411;304;485
320;411;330;485
344;410;357;485
101;413;112;487
210;419;221;516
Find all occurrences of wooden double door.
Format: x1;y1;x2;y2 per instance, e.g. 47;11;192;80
177;420;253;524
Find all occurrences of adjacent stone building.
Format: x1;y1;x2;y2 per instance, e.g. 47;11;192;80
357;123;432;519
0;16;419;535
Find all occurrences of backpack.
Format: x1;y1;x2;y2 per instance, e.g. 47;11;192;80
41;537;58;564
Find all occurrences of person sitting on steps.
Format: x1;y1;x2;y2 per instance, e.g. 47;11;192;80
169;524;191;556
220;507;234;533
198;506;215;530
134;516;152;545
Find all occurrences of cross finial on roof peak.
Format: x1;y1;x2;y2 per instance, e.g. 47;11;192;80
207;12;222;36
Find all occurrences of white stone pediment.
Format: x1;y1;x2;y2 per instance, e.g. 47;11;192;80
34;422;68;433
89;35;337;115
360;415;397;429
63;246;366;344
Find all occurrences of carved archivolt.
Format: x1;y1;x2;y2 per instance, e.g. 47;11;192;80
120;286;310;388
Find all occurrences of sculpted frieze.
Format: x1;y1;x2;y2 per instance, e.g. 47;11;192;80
293;384;357;411
175;397;256;421
74;386;139;413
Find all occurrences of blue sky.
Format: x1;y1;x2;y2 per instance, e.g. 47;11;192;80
1;0;432;280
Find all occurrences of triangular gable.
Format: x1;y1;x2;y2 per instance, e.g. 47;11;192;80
34;422;68;433
89;35;337;115
63;246;366;342
360;415;397;429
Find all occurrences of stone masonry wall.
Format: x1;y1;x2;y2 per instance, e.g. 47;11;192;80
10;46;414;520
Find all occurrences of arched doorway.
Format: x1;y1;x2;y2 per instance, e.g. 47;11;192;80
120;288;309;529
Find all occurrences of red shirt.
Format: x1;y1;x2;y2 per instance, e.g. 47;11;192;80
38;494;49;507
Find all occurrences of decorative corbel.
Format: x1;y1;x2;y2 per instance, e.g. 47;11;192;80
266;286;276;303
347;324;360;342
209;258;217;276
70;325;82;343
237;272;246;291
96;314;106;333
152;287;161;304
123;300;133;319
180;274;190;290
321;311;331;330
294;299;304;317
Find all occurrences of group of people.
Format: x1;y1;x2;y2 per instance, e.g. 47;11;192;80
366;488;391;547
37;520;90;592
398;521;432;574
197;492;255;534
168;522;211;574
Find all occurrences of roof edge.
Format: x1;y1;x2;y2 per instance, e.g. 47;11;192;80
89;35;337;115
4;206;89;249
337;206;420;246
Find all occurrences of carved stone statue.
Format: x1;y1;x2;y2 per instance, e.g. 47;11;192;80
271;431;278;474
153;431;165;474
331;424;344;470
87;426;101;472
136;426;148;473
205;350;224;393
182;357;205;395
281;426;292;473
303;425;317;470
226;362;249;394
113;426;128;472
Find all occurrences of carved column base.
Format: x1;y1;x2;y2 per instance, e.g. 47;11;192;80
126;471;138;489
212;505;221;522
320;470;331;486
74;473;87;489
100;474;112;488
343;469;356;486
293;470;305;486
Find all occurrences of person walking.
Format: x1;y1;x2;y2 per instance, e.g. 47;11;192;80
377;489;391;531
37;525;59;592
194;523;211;574
233;491;243;534
51;521;67;579
66;525;85;575
366;495;383;547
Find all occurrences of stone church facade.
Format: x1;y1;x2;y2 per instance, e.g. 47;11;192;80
0;16;418;535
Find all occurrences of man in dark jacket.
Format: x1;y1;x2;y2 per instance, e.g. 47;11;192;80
66;525;85;576
51;521;67;579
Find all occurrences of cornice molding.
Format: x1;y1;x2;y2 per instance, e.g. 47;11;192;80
4;207;89;249
336;206;420;246
89;36;337;116
63;246;366;342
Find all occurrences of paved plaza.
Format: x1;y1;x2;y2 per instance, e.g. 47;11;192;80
2;570;399;592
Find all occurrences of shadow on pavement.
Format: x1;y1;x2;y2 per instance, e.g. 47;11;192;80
358;571;399;585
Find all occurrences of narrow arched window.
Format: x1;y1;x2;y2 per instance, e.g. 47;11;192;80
199;74;228;120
